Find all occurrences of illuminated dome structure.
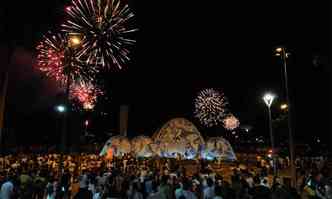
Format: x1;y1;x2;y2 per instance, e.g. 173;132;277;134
202;137;237;161
152;118;205;159
99;119;237;161
100;135;131;157
131;136;154;157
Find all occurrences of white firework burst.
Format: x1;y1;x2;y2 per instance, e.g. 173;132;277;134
194;88;228;127
62;0;138;70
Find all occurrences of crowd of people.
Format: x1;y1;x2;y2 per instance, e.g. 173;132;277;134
0;152;331;199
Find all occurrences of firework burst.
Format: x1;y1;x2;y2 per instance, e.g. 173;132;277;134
223;115;240;130
36;32;97;86
69;81;104;110
62;0;138;70
194;88;228;127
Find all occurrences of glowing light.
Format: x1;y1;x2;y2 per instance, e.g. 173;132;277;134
69;81;104;110
194;88;228;127
62;0;138;70
85;120;89;126
263;93;276;107
69;35;81;47
275;47;283;53
280;104;288;110
223;115;240;131
56;105;66;113
36;32;97;86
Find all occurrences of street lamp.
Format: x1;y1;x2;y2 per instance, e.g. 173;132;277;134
58;33;82;178
274;46;296;187
61;33;82;150
263;92;277;176
56;105;66;113
263;93;275;107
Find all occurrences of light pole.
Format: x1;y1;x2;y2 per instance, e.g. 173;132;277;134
275;47;296;187
0;72;8;155
58;34;82;177
263;92;277;176
55;104;66;172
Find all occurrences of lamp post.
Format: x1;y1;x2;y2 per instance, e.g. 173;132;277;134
0;72;8;155
58;34;82;177
274;47;296;187
55;103;66;174
263;92;277;176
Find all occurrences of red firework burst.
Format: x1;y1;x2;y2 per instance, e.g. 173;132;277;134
69;82;103;110
36;32;97;86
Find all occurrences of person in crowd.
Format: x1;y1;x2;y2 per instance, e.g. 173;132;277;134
203;177;215;199
128;182;143;199
45;178;56;199
325;178;332;199
249;176;271;199
74;173;93;199
213;185;223;199
159;175;172;199
271;177;292;199
0;176;14;199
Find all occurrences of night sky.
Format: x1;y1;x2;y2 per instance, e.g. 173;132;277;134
0;1;330;147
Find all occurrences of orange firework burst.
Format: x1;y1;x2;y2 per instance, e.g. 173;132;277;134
223;114;240;130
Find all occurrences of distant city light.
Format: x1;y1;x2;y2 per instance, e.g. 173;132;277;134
281;104;288;110
275;47;283;53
